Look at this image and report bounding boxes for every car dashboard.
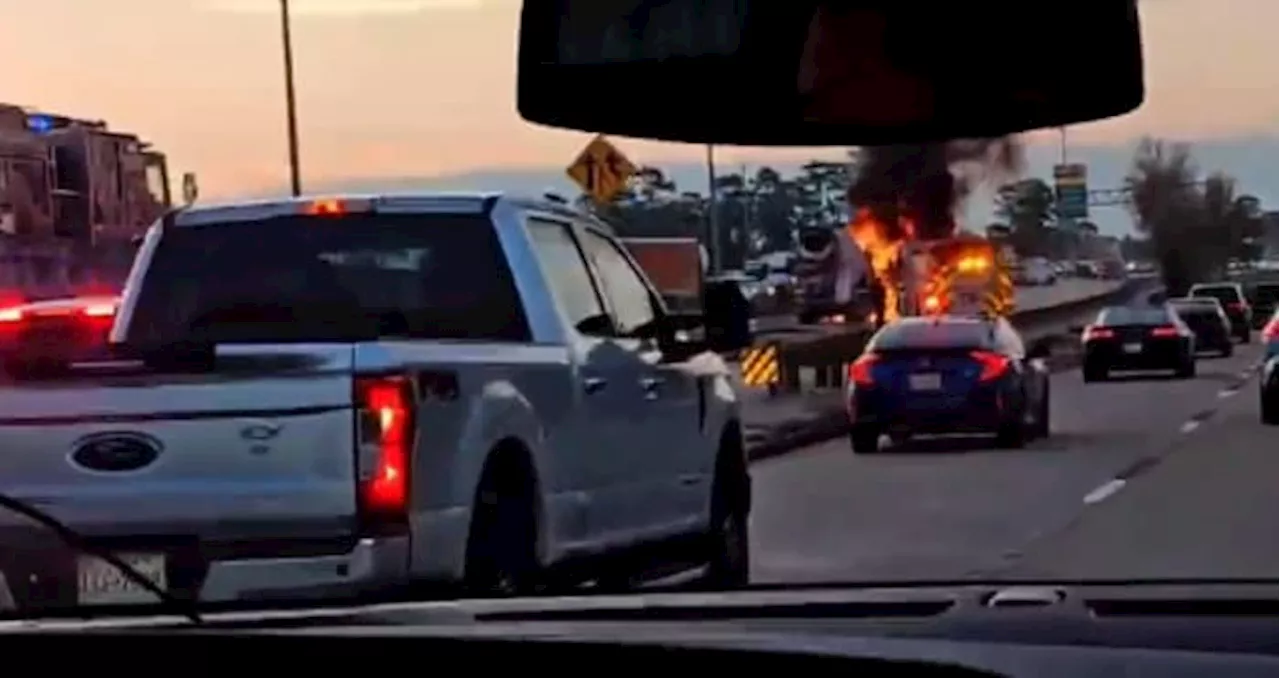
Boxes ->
[3,582,1275,676]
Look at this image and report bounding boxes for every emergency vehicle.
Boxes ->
[898,234,1014,319]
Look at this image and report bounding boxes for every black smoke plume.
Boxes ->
[848,138,1023,241]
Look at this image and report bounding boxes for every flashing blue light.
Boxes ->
[26,115,55,134]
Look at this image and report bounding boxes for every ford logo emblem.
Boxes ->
[69,432,162,473]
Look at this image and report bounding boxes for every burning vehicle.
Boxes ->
[844,141,1021,323]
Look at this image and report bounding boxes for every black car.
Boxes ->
[1080,305,1195,381]
[1188,282,1252,342]
[1168,297,1234,357]
[846,315,1051,452]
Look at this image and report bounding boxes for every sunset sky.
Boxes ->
[1,0,1275,200]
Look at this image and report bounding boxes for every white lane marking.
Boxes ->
[1217,388,1239,399]
[1179,419,1201,434]
[1083,478,1127,505]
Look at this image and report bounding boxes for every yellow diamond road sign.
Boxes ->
[566,135,637,205]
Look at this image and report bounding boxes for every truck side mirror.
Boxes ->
[703,279,752,353]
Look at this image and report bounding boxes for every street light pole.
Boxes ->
[280,0,302,197]
[705,143,719,275]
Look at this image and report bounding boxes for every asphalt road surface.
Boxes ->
[748,339,1274,584]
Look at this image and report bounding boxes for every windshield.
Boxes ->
[0,0,1275,623]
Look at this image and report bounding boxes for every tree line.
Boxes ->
[581,138,1269,292]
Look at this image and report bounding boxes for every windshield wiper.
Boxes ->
[0,493,202,624]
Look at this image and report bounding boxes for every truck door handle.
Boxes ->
[582,377,607,394]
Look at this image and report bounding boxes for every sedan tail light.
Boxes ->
[1149,326,1179,338]
[1084,326,1114,341]
[971,350,1011,382]
[848,353,879,387]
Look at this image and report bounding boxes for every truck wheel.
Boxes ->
[695,442,751,590]
[464,454,540,597]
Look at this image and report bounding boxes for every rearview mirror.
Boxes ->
[517,1,1144,144]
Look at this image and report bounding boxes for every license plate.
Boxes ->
[909,372,942,391]
[77,553,167,605]
[1123,342,1142,354]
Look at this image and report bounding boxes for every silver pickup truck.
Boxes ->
[0,193,753,610]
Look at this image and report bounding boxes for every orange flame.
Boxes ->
[846,207,912,323]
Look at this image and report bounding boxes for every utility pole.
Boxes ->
[1058,126,1068,164]
[280,0,302,197]
[705,143,719,275]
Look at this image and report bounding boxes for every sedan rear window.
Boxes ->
[1169,298,1223,315]
[1190,285,1242,304]
[1097,306,1174,326]
[869,319,995,351]
[122,213,530,348]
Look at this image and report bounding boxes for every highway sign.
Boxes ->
[1053,163,1088,220]
[566,135,637,204]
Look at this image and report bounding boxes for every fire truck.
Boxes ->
[898,233,1014,319]
[0,103,170,301]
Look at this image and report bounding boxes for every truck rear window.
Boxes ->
[123,214,530,347]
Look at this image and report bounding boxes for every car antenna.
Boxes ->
[0,494,202,624]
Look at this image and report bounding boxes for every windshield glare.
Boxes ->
[0,0,1275,623]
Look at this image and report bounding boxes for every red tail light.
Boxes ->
[1264,317,1279,341]
[1084,326,1114,341]
[0,307,21,324]
[355,374,415,533]
[848,353,879,387]
[1149,326,1179,338]
[971,350,1010,381]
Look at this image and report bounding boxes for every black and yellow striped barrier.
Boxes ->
[738,343,780,387]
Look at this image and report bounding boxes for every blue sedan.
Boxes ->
[846,315,1052,452]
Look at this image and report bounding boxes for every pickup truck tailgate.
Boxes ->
[0,344,357,542]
